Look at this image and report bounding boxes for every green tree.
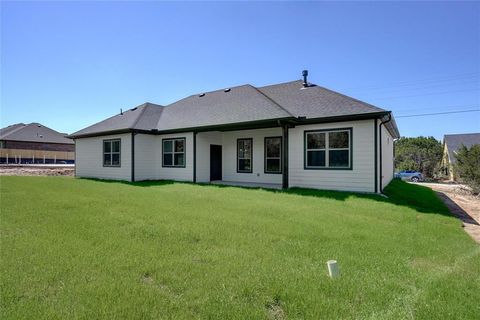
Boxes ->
[454,144,480,193]
[394,136,443,178]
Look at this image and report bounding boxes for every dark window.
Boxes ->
[237,138,252,173]
[265,137,282,173]
[163,138,186,167]
[306,132,326,168]
[305,129,351,169]
[103,139,121,167]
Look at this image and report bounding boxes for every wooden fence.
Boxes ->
[0,148,74,163]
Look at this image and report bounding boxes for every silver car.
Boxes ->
[394,170,424,182]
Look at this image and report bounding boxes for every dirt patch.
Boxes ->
[0,166,74,177]
[266,296,286,320]
[421,182,480,243]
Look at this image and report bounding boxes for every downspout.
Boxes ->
[131,130,137,182]
[74,139,76,177]
[379,112,392,192]
[374,120,378,193]
[278,120,290,189]
[193,132,197,183]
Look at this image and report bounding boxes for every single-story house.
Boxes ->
[441,133,480,181]
[70,73,400,193]
[0,122,74,164]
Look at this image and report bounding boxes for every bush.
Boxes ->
[454,144,480,194]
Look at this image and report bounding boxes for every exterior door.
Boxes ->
[210,145,222,181]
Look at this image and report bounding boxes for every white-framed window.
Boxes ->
[237,138,252,173]
[103,139,121,167]
[305,128,352,169]
[163,138,185,167]
[265,137,282,174]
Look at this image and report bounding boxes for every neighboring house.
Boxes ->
[70,73,400,193]
[441,133,480,181]
[0,123,75,164]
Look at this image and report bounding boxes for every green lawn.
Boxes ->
[1,176,479,319]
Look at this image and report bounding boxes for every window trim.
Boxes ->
[103,138,121,167]
[237,138,253,173]
[264,136,282,174]
[304,128,353,170]
[162,137,186,168]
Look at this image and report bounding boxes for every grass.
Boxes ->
[1,176,479,319]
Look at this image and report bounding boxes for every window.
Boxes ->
[103,139,121,167]
[237,138,252,173]
[265,137,282,174]
[305,129,352,169]
[0,141,5,149]
[163,138,185,167]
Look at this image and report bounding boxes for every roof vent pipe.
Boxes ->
[302,70,309,87]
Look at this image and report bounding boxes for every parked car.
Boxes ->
[394,170,424,182]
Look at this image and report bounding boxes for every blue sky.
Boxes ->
[1,1,479,140]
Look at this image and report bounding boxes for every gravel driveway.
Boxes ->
[420,182,480,243]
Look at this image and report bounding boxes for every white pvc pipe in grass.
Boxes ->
[327,260,340,278]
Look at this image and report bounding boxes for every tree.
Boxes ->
[454,144,480,194]
[394,136,443,178]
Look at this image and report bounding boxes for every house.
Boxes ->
[70,72,400,193]
[441,133,480,181]
[0,123,74,164]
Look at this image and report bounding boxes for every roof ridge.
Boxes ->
[251,84,295,118]
[130,103,151,129]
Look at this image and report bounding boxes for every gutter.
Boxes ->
[69,112,391,139]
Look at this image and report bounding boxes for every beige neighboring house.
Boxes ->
[441,133,480,181]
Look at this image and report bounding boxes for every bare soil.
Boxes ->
[0,166,74,177]
[420,182,480,243]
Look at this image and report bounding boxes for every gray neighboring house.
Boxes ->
[70,74,400,193]
[0,122,74,164]
[441,133,480,181]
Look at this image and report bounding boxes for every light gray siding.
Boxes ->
[381,124,394,190]
[222,128,283,184]
[289,120,376,193]
[134,134,157,181]
[75,133,132,181]
[133,133,194,181]
[75,120,392,193]
[196,132,222,183]
[155,133,194,182]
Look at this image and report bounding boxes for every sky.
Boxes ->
[1,1,479,140]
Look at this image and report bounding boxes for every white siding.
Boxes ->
[289,120,376,193]
[222,128,283,184]
[75,133,132,181]
[134,134,157,181]
[155,133,194,182]
[196,131,222,183]
[381,124,394,190]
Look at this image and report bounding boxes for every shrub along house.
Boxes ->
[70,72,400,193]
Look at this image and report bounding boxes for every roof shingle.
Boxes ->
[70,80,399,138]
[0,123,73,144]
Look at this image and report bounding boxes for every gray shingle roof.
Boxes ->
[0,123,73,144]
[444,133,480,163]
[258,80,385,118]
[157,84,292,131]
[70,102,163,137]
[70,80,399,138]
